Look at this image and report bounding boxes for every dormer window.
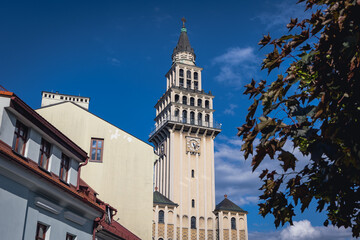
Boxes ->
[39,139,51,170]
[13,121,28,156]
[60,154,70,182]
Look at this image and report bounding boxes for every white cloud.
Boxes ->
[280,220,320,239]
[108,57,121,66]
[223,103,238,115]
[214,135,311,206]
[253,0,309,31]
[250,220,355,240]
[212,47,258,88]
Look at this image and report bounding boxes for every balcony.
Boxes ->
[149,115,222,137]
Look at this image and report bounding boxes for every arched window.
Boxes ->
[175,109,179,121]
[205,114,210,127]
[194,72,198,80]
[175,94,179,103]
[182,110,187,123]
[179,69,184,77]
[190,97,195,106]
[192,199,195,208]
[198,113,202,125]
[190,112,195,124]
[191,170,195,178]
[191,216,196,229]
[197,99,202,107]
[187,70,191,79]
[159,238,164,240]
[231,217,236,230]
[158,210,164,223]
[183,96,187,105]
[205,100,209,109]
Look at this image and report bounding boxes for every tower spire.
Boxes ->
[172,18,196,63]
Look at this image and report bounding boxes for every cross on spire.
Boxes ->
[181,17,186,28]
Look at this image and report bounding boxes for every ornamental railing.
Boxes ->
[149,115,222,137]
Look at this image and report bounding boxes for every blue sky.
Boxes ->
[0,0,355,239]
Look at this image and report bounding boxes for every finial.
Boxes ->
[224,194,228,198]
[155,187,158,191]
[181,17,186,28]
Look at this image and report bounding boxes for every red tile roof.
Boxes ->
[99,219,141,240]
[0,139,104,212]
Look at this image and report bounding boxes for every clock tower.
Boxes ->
[150,19,222,239]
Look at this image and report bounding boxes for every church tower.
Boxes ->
[150,19,248,240]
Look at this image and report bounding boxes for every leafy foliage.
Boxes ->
[237,0,360,236]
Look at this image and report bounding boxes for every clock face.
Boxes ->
[186,137,200,154]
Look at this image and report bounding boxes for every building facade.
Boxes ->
[149,21,248,240]
[0,89,139,240]
[36,96,155,240]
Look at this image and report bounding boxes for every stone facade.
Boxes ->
[151,21,248,240]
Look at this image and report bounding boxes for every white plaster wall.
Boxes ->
[37,102,155,240]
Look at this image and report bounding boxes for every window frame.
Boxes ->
[191,216,196,229]
[90,138,104,162]
[36,222,48,240]
[60,153,70,183]
[158,210,164,224]
[231,217,236,230]
[39,138,51,170]
[66,233,76,240]
[13,121,28,156]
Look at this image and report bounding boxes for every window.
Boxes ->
[197,99,202,107]
[182,110,187,123]
[205,100,209,109]
[39,139,51,170]
[44,94,47,97]
[194,81,198,90]
[192,199,195,208]
[187,70,191,79]
[60,154,70,182]
[179,78,184,87]
[182,96,187,105]
[12,121,28,156]
[90,138,104,162]
[175,109,179,121]
[175,94,179,103]
[179,69,184,77]
[66,233,76,240]
[60,96,64,100]
[194,72,198,80]
[231,217,236,230]
[187,80,191,89]
[190,112,195,125]
[198,113,202,125]
[158,210,164,223]
[191,170,194,178]
[36,222,48,240]
[190,97,194,106]
[191,217,196,229]
[205,115,210,127]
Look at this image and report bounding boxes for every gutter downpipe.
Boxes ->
[77,156,89,191]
